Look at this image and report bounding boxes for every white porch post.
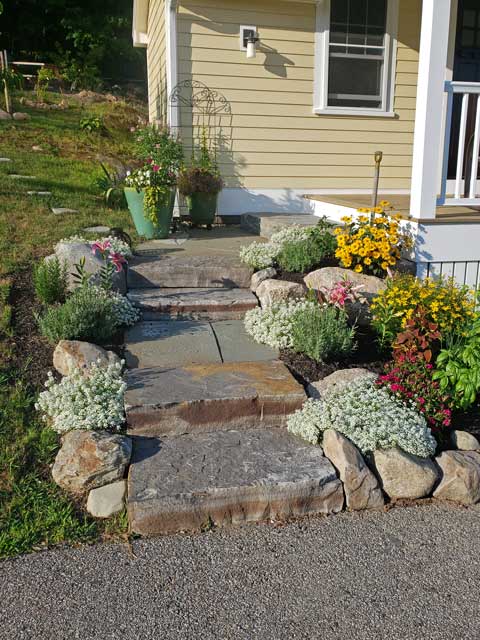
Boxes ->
[410,0,452,219]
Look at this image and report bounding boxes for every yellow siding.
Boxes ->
[155,0,421,190]
[147,0,168,123]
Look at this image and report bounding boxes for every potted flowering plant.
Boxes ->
[124,126,183,239]
[178,128,223,228]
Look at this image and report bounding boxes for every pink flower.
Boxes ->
[426,363,433,370]
[110,252,127,272]
[417,397,425,404]
[91,240,112,257]
[152,164,160,172]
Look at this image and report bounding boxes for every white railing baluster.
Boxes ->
[470,97,480,199]
[455,93,469,199]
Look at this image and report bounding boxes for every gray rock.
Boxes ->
[128,255,252,289]
[450,430,480,451]
[12,112,30,120]
[27,191,52,196]
[434,451,480,505]
[51,207,79,215]
[374,447,439,499]
[0,157,11,161]
[32,145,43,152]
[52,431,132,493]
[250,267,277,292]
[304,267,386,300]
[127,287,258,321]
[323,430,384,511]
[54,241,126,293]
[87,480,126,518]
[0,109,11,120]
[256,279,306,308]
[125,360,306,436]
[308,368,376,400]
[53,340,121,376]
[128,428,344,535]
[83,225,110,234]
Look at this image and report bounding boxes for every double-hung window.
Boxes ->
[315,0,398,117]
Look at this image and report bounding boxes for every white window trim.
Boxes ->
[313,0,399,118]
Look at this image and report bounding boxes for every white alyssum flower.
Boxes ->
[90,286,141,327]
[35,360,127,434]
[56,235,132,259]
[239,225,313,270]
[287,378,437,458]
[244,299,317,349]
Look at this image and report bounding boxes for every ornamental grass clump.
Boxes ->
[287,378,437,458]
[34,257,68,305]
[36,361,127,434]
[334,203,407,276]
[244,299,317,349]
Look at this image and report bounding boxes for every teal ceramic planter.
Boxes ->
[188,192,218,226]
[124,187,175,239]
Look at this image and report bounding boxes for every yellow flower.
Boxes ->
[354,264,363,273]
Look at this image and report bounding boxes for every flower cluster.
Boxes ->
[36,360,127,434]
[244,299,317,349]
[91,286,141,327]
[287,378,437,458]
[317,278,367,310]
[57,235,132,259]
[371,274,476,345]
[125,164,175,190]
[334,203,404,276]
[239,225,315,270]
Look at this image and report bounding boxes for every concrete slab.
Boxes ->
[124,320,221,369]
[211,320,278,362]
[241,212,319,239]
[127,288,258,321]
[125,360,306,436]
[127,255,253,289]
[128,428,344,535]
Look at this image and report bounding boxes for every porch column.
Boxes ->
[410,0,452,219]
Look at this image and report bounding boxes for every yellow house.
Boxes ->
[133,0,480,282]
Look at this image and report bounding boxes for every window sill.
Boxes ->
[314,108,397,118]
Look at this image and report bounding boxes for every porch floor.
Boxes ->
[305,194,480,224]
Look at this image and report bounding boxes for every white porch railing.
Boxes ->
[439,81,480,207]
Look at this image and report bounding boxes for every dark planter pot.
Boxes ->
[124,187,175,239]
[188,192,218,226]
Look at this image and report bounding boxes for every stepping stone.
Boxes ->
[83,225,110,234]
[125,360,306,436]
[0,158,11,162]
[27,190,52,196]
[127,428,344,535]
[9,174,36,179]
[241,212,319,239]
[211,320,278,362]
[127,255,253,289]
[127,287,258,321]
[124,320,221,369]
[51,207,78,215]
[135,234,190,254]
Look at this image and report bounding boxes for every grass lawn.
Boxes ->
[0,91,146,558]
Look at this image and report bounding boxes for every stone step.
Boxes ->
[128,287,258,321]
[124,320,277,369]
[127,255,253,289]
[241,212,319,239]
[125,360,306,436]
[127,428,344,535]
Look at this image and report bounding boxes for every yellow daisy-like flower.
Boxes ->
[354,264,363,273]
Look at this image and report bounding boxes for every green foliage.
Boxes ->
[80,115,105,134]
[178,167,223,196]
[290,304,356,363]
[134,125,184,168]
[94,162,127,208]
[275,219,337,273]
[38,285,118,345]
[35,67,56,102]
[33,257,68,305]
[433,316,480,410]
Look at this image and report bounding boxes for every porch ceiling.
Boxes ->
[305,194,480,225]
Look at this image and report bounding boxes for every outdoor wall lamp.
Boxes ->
[240,26,259,59]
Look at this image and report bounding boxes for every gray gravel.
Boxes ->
[1,503,480,640]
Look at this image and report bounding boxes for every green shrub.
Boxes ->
[79,115,105,134]
[38,285,118,345]
[34,257,68,305]
[290,304,356,362]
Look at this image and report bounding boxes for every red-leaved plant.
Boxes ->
[377,307,453,431]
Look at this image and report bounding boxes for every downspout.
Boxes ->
[165,0,179,131]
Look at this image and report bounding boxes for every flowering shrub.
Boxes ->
[36,361,127,434]
[371,274,476,346]
[378,309,453,431]
[244,299,316,349]
[287,378,437,458]
[334,203,405,276]
[57,235,132,259]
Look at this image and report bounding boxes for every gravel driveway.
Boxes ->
[1,503,480,640]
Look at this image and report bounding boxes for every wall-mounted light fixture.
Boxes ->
[240,26,259,59]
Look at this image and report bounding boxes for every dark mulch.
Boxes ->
[10,268,54,390]
[280,328,387,385]
[451,406,480,437]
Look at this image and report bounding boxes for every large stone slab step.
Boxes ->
[127,255,253,289]
[241,212,319,239]
[128,287,258,321]
[127,428,344,535]
[125,360,306,436]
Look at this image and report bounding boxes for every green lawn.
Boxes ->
[0,92,145,558]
